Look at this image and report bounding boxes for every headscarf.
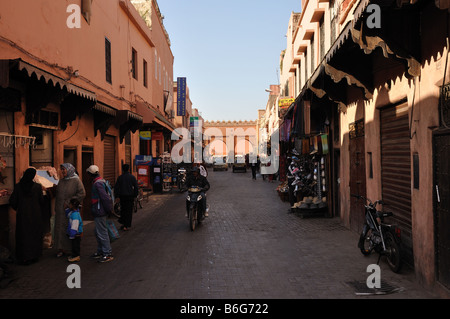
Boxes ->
[19,167,37,194]
[61,163,77,179]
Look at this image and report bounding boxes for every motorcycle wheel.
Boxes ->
[358,229,373,256]
[111,202,121,219]
[384,232,402,273]
[189,206,197,231]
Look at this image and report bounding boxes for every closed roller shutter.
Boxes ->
[380,102,413,265]
[104,135,116,185]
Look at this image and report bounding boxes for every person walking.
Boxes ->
[86,165,114,263]
[54,163,85,258]
[9,168,45,265]
[250,158,257,180]
[65,198,83,262]
[114,164,138,231]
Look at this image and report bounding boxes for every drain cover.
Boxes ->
[346,280,404,296]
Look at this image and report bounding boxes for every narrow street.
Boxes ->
[0,169,439,300]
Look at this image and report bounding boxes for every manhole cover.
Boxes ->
[346,280,404,296]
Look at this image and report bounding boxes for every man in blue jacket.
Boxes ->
[86,165,114,263]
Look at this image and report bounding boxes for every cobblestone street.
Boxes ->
[0,169,440,301]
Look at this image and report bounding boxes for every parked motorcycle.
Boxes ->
[352,194,402,273]
[186,186,205,231]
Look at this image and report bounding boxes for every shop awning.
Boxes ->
[136,100,176,132]
[15,59,96,101]
[305,0,424,106]
[93,102,117,139]
[116,109,143,143]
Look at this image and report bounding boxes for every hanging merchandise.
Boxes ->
[285,134,330,218]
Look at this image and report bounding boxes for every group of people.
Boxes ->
[9,163,138,265]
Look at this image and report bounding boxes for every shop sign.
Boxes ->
[139,131,151,140]
[190,117,199,127]
[177,77,186,116]
[152,131,163,141]
[279,98,295,108]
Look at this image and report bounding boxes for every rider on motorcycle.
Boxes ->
[186,166,210,217]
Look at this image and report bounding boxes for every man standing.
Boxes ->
[114,164,138,231]
[86,165,114,263]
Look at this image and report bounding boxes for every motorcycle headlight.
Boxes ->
[198,195,202,200]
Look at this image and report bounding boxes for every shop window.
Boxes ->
[26,109,59,128]
[29,127,53,168]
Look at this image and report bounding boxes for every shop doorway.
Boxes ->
[81,146,94,220]
[380,102,412,265]
[349,119,366,233]
[63,147,77,170]
[434,132,450,290]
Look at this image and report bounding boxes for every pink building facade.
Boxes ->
[0,0,176,248]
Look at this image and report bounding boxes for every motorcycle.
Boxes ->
[186,186,205,231]
[352,194,402,273]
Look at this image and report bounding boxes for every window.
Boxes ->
[155,49,158,79]
[143,59,148,88]
[330,0,337,45]
[131,48,138,80]
[105,38,112,84]
[319,17,325,63]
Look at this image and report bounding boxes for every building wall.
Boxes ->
[0,0,173,181]
[335,1,448,290]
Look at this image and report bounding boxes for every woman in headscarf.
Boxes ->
[9,167,45,264]
[53,163,86,257]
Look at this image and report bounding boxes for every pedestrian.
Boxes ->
[65,198,83,262]
[86,165,114,263]
[9,168,45,265]
[114,164,138,231]
[54,163,86,258]
[250,158,257,180]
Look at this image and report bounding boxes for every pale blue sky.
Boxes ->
[157,0,302,122]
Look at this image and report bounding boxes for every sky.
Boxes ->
[157,0,302,122]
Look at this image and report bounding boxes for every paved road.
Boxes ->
[0,168,441,302]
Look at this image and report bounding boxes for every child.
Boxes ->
[65,198,83,262]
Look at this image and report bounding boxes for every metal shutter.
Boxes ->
[103,135,116,185]
[380,102,413,264]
